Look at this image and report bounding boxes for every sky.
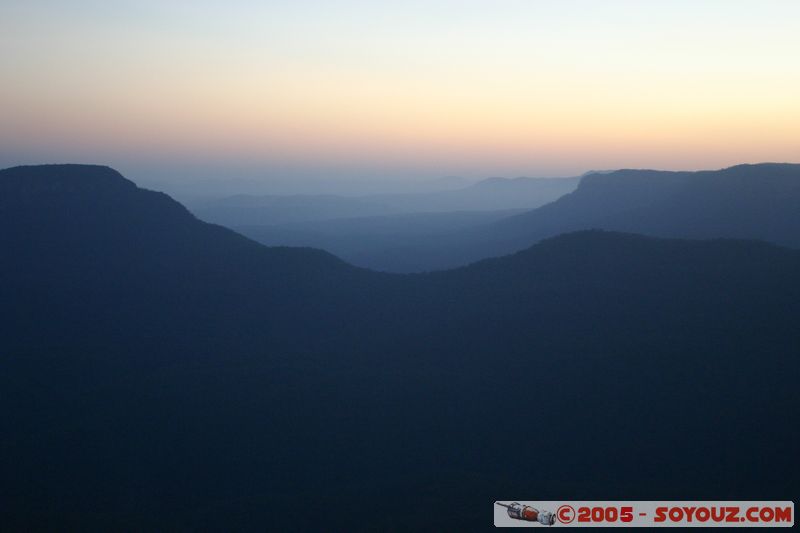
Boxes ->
[2,0,799,192]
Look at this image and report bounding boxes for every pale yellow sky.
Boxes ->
[2,1,799,182]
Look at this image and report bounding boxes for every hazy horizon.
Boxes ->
[3,3,800,527]
[1,158,796,199]
[3,1,799,194]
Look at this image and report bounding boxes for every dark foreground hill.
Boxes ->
[240,163,800,272]
[1,165,799,531]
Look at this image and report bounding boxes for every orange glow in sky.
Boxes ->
[2,1,799,181]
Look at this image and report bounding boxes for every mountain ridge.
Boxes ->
[2,163,799,530]
[233,162,800,272]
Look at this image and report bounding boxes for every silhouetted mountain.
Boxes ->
[192,176,579,226]
[495,163,800,246]
[2,165,798,531]
[1,163,367,368]
[264,163,799,272]
[1,164,352,274]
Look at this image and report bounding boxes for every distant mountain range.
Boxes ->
[238,163,800,272]
[495,162,800,244]
[191,175,580,226]
[2,164,798,529]
[236,209,526,273]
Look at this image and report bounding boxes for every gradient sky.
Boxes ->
[2,0,799,189]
